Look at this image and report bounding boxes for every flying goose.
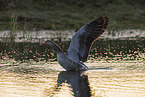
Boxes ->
[41,16,109,71]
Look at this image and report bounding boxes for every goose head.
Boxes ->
[40,40,54,46]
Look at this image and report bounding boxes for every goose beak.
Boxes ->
[40,42,45,45]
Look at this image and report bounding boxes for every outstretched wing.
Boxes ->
[67,16,109,62]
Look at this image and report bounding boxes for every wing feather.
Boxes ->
[67,16,109,62]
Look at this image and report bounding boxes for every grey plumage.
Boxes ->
[67,16,109,62]
[41,16,109,71]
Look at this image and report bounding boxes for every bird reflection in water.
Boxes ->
[53,71,91,97]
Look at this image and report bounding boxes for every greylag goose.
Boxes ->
[41,16,109,71]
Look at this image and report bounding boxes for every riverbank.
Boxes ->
[0,29,145,42]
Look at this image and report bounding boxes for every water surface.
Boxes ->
[0,64,145,97]
[0,39,145,97]
[0,39,144,62]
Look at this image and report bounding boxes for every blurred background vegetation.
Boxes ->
[0,0,145,31]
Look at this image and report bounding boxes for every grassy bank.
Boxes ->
[0,0,145,31]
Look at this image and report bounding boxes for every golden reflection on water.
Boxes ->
[0,62,145,97]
